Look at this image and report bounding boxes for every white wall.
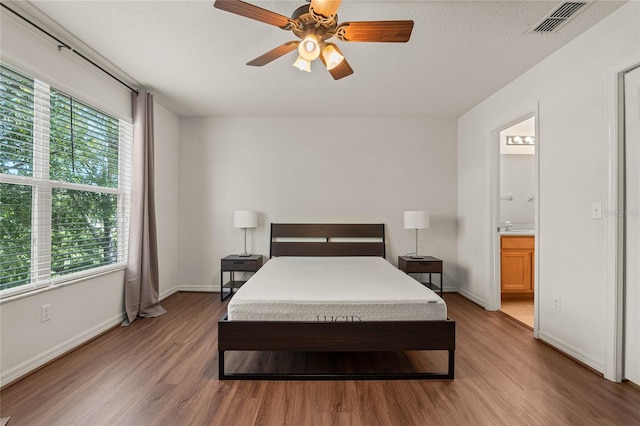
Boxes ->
[154,102,181,299]
[457,1,640,373]
[0,11,130,121]
[178,117,458,292]
[0,10,180,385]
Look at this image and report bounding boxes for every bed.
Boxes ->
[217,223,455,380]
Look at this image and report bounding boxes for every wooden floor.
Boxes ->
[1,292,639,425]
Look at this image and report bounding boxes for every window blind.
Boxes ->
[0,64,34,177]
[0,63,133,297]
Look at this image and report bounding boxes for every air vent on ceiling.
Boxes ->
[529,1,592,33]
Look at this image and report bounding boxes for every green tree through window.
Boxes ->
[0,183,32,290]
[50,90,119,187]
[0,65,34,176]
[49,91,120,277]
[0,65,34,291]
[0,63,132,295]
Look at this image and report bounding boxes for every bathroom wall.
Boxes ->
[500,155,535,228]
[500,118,535,229]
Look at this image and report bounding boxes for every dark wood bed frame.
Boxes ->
[218,223,456,380]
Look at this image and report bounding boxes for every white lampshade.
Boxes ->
[298,34,320,61]
[404,211,429,229]
[233,210,257,229]
[321,44,344,70]
[293,55,311,72]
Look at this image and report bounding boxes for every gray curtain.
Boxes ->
[122,90,166,326]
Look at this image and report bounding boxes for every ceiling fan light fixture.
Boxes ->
[298,34,320,61]
[293,55,311,72]
[213,0,415,80]
[309,0,342,22]
[322,44,344,70]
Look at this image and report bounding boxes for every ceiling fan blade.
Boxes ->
[247,41,299,66]
[327,58,353,80]
[319,50,353,80]
[214,0,291,28]
[336,21,414,42]
[309,0,342,21]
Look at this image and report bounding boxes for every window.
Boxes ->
[0,64,132,297]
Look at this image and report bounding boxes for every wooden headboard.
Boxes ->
[270,223,385,258]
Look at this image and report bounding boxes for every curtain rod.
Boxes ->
[1,3,139,94]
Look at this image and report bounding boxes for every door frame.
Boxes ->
[487,107,540,337]
[605,57,640,382]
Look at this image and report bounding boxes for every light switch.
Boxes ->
[592,202,602,219]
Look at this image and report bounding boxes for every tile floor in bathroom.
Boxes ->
[500,299,534,328]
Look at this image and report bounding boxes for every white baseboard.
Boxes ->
[538,331,604,373]
[159,287,179,301]
[159,286,215,299]
[0,312,124,387]
[177,285,216,293]
[457,288,486,308]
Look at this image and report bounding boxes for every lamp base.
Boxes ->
[238,253,252,257]
[409,255,427,260]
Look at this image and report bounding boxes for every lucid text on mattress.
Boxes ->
[316,315,362,322]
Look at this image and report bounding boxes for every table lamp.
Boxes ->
[233,210,257,256]
[404,210,429,259]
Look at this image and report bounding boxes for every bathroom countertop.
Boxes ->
[500,230,535,236]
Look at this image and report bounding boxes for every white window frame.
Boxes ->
[0,67,132,299]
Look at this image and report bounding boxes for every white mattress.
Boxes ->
[227,256,447,321]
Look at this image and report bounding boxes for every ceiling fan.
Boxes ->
[213,0,414,80]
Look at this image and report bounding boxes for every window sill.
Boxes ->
[0,263,127,305]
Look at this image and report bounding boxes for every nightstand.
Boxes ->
[220,255,263,301]
[398,256,443,297]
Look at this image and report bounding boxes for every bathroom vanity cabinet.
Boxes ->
[501,235,534,299]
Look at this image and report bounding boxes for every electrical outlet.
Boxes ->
[41,304,51,322]
[592,202,602,219]
[553,298,561,312]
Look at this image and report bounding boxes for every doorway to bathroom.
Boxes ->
[497,116,536,329]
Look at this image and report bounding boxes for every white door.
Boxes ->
[624,65,640,386]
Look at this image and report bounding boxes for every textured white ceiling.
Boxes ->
[24,0,626,117]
